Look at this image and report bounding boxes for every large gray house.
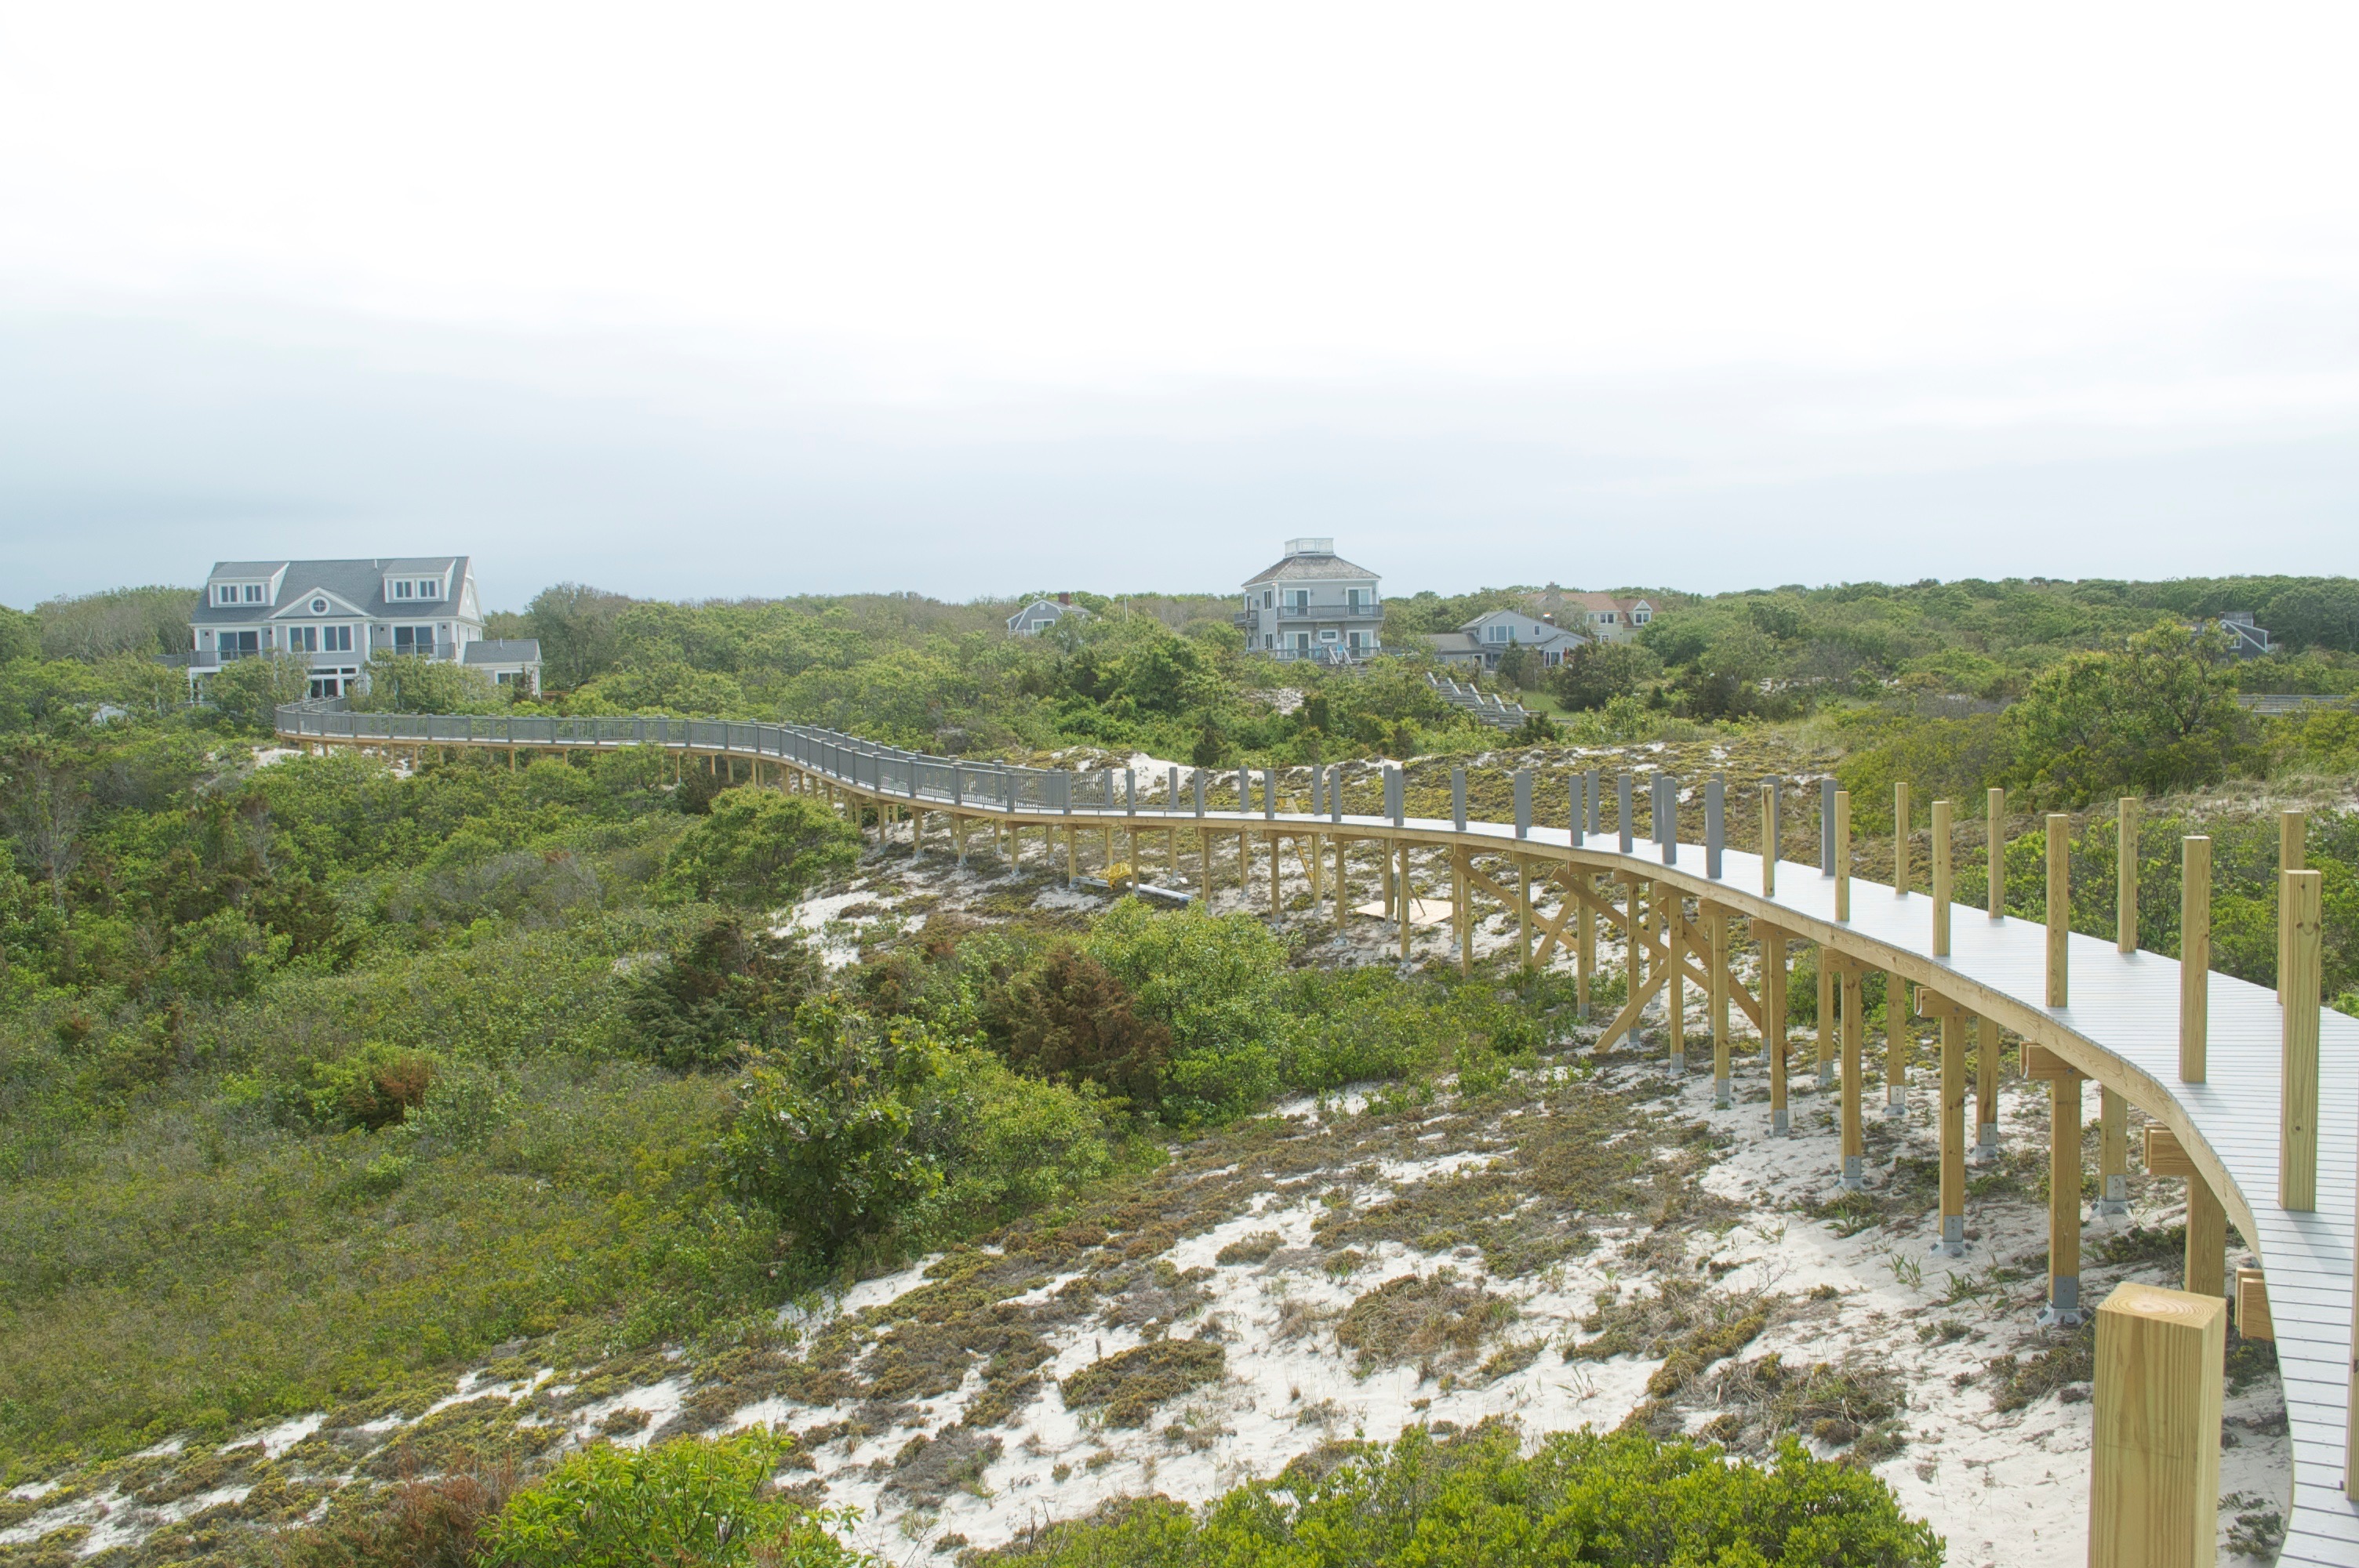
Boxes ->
[1238,539,1383,662]
[187,557,540,699]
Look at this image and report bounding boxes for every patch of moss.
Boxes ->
[1335,1272,1516,1374]
[1214,1232,1281,1265]
[1060,1341,1225,1428]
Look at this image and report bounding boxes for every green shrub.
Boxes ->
[984,1421,1942,1568]
[656,789,859,908]
[482,1428,865,1568]
[723,1003,1118,1258]
[1001,944,1169,1112]
[621,916,823,1071]
[1084,898,1285,1122]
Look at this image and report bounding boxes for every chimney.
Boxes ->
[1058,592,1071,605]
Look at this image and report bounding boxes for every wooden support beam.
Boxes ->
[2045,1066,2085,1326]
[1884,969,1908,1120]
[2236,1267,2271,1341]
[2099,1085,2128,1216]
[1710,905,1730,1107]
[1839,968,1865,1188]
[1816,953,1835,1087]
[1762,926,1790,1134]
[1974,1015,2001,1166]
[1667,885,1686,1069]
[1936,1007,1966,1254]
[2143,1127,2226,1300]
[2088,1283,2225,1568]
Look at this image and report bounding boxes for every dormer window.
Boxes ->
[416,579,441,601]
[393,580,413,600]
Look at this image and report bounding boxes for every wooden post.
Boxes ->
[1200,828,1211,902]
[1935,1000,1966,1255]
[1892,780,1910,896]
[1840,966,1865,1189]
[2279,808,2306,1002]
[1667,887,1685,1070]
[2180,836,2209,1083]
[1398,840,1411,960]
[2088,1283,2225,1568]
[1764,926,1790,1135]
[1761,782,1778,896]
[1576,884,1594,1021]
[1834,790,1851,920]
[2038,1052,2085,1326]
[1269,831,1281,919]
[1930,799,1952,956]
[1973,1016,2001,1166]
[1454,848,1470,974]
[1816,950,1836,1088]
[2145,1127,2224,1299]
[1884,970,1907,1120]
[2117,797,2139,953]
[2281,868,2322,1212]
[1067,823,1078,885]
[1987,785,2005,918]
[2099,1085,2128,1217]
[1518,858,1533,970]
[2046,813,2070,1009]
[1710,906,1730,1107]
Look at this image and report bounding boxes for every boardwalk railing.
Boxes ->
[278,699,2359,1563]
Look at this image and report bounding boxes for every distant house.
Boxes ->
[186,557,539,699]
[1238,539,1383,663]
[1008,595,1092,636]
[1424,608,1589,673]
[2217,612,2273,660]
[1525,583,1654,645]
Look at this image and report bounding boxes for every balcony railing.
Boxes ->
[1276,603,1379,620]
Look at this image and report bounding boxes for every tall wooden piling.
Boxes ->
[2046,814,2070,1009]
[2181,836,2209,1083]
[2281,868,2322,1212]
[2088,1283,2225,1568]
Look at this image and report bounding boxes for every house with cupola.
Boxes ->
[186,557,540,699]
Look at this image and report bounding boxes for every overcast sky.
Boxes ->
[3,2,2356,610]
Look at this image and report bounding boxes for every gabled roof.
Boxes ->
[1243,550,1379,587]
[1457,608,1583,643]
[191,557,474,626]
[269,585,373,619]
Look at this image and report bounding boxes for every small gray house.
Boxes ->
[1008,595,1092,636]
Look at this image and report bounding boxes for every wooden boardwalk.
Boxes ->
[278,706,2359,1562]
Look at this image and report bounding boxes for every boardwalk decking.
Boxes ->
[279,706,2359,1562]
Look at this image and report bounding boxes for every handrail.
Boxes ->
[277,698,2359,1562]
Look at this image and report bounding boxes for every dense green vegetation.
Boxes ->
[986,1421,1943,1568]
[9,569,2359,1563]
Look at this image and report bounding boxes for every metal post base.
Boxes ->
[1714,1077,1731,1109]
[2035,1276,2084,1328]
[2096,1174,2128,1218]
[1772,1108,1790,1137]
[1840,1156,1866,1191]
[1884,1086,1906,1120]
[1669,1053,1685,1075]
[1817,1065,1835,1091]
[1928,1216,1968,1258]
[1968,1127,1999,1167]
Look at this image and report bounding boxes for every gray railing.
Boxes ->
[277,700,1252,817]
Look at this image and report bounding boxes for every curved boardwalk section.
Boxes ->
[278,704,2359,1563]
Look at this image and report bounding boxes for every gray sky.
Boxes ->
[3,2,2357,609]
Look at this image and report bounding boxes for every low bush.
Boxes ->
[482,1428,867,1568]
[656,789,860,908]
[983,1420,1943,1568]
